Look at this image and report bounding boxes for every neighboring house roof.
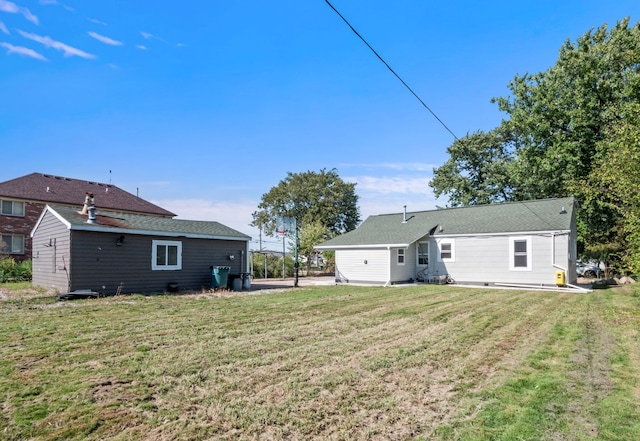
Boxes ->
[0,173,176,217]
[317,197,575,249]
[34,204,251,241]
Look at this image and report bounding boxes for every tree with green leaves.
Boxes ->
[429,128,517,206]
[431,18,640,271]
[253,168,360,272]
[298,220,331,274]
[586,102,640,274]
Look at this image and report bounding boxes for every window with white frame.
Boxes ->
[1,234,24,254]
[437,240,455,262]
[397,248,405,265]
[417,242,429,265]
[1,200,25,217]
[152,240,182,270]
[509,236,532,271]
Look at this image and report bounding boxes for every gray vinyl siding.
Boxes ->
[335,248,389,284]
[431,232,572,285]
[31,211,71,291]
[68,230,247,294]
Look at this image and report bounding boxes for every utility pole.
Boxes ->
[259,224,267,279]
[294,218,299,288]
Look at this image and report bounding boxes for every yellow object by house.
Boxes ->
[555,271,566,286]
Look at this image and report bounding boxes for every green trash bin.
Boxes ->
[213,266,231,289]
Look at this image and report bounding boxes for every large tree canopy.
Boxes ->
[430,18,640,272]
[587,101,640,272]
[253,168,360,239]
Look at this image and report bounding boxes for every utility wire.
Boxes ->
[325,0,460,141]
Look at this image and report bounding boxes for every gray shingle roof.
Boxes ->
[42,204,251,241]
[317,197,575,248]
[0,173,176,217]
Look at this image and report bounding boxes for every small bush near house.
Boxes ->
[252,253,294,278]
[0,257,32,282]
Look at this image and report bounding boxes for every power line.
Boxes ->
[324,0,460,141]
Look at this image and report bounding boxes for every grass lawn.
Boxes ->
[1,282,639,440]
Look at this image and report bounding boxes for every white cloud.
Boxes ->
[139,30,179,47]
[39,0,73,12]
[340,162,437,172]
[18,30,95,58]
[347,175,432,195]
[0,0,38,24]
[0,20,8,34]
[150,192,441,249]
[21,8,36,24]
[357,193,439,220]
[88,18,107,26]
[339,172,440,220]
[1,41,47,60]
[153,198,258,239]
[140,31,171,44]
[136,44,147,50]
[88,31,123,46]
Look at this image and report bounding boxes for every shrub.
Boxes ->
[0,257,32,282]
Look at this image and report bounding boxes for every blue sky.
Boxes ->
[2,1,639,250]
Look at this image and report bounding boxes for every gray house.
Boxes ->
[31,204,251,295]
[316,197,577,287]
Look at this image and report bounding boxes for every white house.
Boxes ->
[316,197,577,287]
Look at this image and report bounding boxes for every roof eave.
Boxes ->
[68,224,250,241]
[316,243,411,250]
[31,205,72,237]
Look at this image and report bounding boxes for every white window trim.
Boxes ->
[152,240,182,271]
[437,239,455,262]
[397,248,406,265]
[509,236,532,271]
[416,241,429,266]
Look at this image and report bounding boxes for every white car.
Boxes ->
[576,261,601,278]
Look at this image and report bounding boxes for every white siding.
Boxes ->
[335,248,389,283]
[432,232,571,285]
[332,230,574,287]
[553,232,577,283]
[31,211,71,292]
[389,244,417,283]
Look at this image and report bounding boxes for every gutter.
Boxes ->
[494,282,590,293]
